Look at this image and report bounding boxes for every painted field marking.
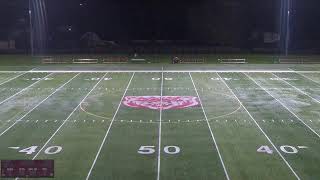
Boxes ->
[296,73,320,86]
[2,70,320,73]
[189,72,230,180]
[30,73,108,162]
[288,68,320,86]
[216,72,300,180]
[0,73,80,137]
[86,73,135,180]
[157,70,164,180]
[271,73,320,104]
[0,73,53,106]
[0,71,29,86]
[245,73,320,139]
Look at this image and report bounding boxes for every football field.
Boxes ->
[0,66,319,180]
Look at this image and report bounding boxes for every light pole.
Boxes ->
[29,0,34,56]
[280,0,291,56]
[285,0,291,56]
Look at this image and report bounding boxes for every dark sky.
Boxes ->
[1,0,320,45]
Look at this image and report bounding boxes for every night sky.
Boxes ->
[0,0,320,48]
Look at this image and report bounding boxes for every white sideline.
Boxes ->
[216,72,300,180]
[0,70,320,73]
[189,72,230,180]
[271,73,320,104]
[157,69,164,180]
[31,73,109,161]
[244,73,320,139]
[0,73,80,137]
[0,71,28,86]
[85,73,135,180]
[0,73,53,106]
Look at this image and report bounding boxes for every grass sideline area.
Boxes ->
[0,65,319,179]
[0,54,319,66]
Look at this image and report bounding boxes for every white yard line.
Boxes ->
[297,73,320,85]
[189,72,230,180]
[271,73,320,104]
[244,73,320,139]
[31,73,108,160]
[1,70,320,73]
[85,73,135,180]
[216,72,300,180]
[157,69,164,180]
[0,73,80,137]
[0,73,53,106]
[287,68,320,86]
[0,71,29,86]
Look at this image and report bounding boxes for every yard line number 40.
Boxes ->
[9,146,62,155]
[257,145,308,155]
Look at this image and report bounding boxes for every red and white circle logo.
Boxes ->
[123,96,200,110]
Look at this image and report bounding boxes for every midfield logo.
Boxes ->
[123,96,200,110]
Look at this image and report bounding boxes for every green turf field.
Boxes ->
[0,65,319,180]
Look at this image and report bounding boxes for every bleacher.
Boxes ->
[279,58,320,64]
[41,57,69,64]
[72,58,98,64]
[172,56,205,64]
[131,58,147,63]
[102,56,129,64]
[218,58,247,64]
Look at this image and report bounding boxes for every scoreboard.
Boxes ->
[1,160,54,178]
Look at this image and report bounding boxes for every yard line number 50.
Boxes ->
[138,146,180,155]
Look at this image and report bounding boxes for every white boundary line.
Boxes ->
[0,73,53,106]
[86,73,135,180]
[0,70,320,73]
[0,73,80,137]
[271,73,320,104]
[31,73,109,160]
[157,69,164,180]
[0,71,29,86]
[244,73,320,139]
[216,72,300,180]
[189,72,230,180]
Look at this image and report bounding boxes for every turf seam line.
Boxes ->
[157,68,164,180]
[217,72,301,180]
[0,73,53,106]
[189,72,230,180]
[85,72,135,180]
[28,73,108,163]
[271,73,320,104]
[0,73,80,137]
[245,73,320,139]
[0,71,29,86]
